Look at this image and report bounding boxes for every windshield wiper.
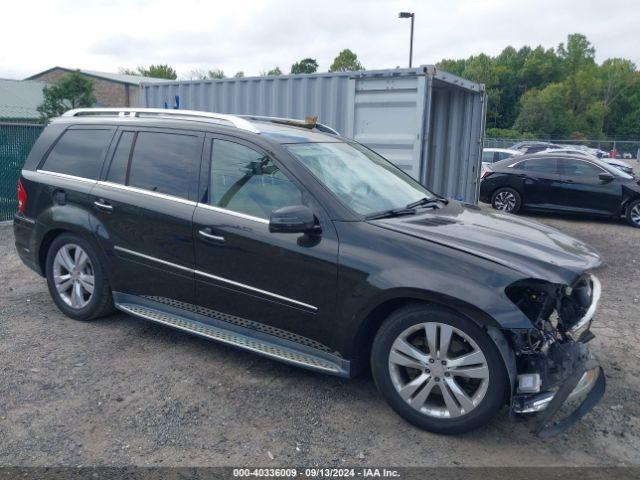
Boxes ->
[405,195,449,209]
[365,207,417,220]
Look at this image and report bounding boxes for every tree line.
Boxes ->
[39,34,640,140]
[119,48,364,81]
[437,33,639,140]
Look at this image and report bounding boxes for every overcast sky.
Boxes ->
[1,0,638,80]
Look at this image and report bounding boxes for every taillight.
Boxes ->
[481,169,493,179]
[17,178,27,214]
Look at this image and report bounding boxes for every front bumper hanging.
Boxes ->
[512,342,606,438]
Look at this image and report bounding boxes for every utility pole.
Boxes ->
[398,12,415,68]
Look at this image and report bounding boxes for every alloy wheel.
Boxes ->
[52,244,95,309]
[494,191,516,212]
[631,204,640,226]
[388,322,490,418]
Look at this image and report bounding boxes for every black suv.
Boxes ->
[14,108,605,436]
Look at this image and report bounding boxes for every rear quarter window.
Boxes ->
[41,128,114,179]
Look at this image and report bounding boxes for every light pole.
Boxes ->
[398,12,415,68]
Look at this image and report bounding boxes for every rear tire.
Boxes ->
[626,199,640,228]
[45,233,114,321]
[491,187,522,214]
[371,304,508,434]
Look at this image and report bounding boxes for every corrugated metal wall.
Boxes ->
[141,66,486,202]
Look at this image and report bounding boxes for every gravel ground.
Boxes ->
[0,210,639,467]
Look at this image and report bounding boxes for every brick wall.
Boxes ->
[29,69,139,107]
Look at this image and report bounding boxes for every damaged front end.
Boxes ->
[505,274,606,437]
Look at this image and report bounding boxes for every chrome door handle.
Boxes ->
[94,199,113,212]
[198,228,225,244]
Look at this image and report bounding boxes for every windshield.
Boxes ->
[285,142,434,216]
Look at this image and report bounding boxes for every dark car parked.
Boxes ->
[480,153,640,228]
[14,109,605,436]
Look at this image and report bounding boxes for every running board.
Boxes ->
[116,302,347,376]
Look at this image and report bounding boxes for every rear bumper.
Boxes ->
[13,213,42,275]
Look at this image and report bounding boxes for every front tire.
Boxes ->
[491,187,522,214]
[371,304,508,434]
[626,199,640,228]
[45,233,114,321]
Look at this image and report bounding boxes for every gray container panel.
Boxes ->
[351,76,421,177]
[423,83,484,201]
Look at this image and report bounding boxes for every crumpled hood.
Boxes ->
[370,201,602,285]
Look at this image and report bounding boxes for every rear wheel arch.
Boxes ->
[38,226,106,277]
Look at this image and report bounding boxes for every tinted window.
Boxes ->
[482,151,495,163]
[128,131,202,198]
[519,158,558,174]
[558,158,605,176]
[42,129,113,179]
[210,139,302,219]
[497,152,513,161]
[106,131,134,184]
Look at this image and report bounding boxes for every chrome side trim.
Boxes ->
[570,274,601,333]
[36,170,97,184]
[97,181,269,222]
[113,245,317,311]
[96,181,198,206]
[196,203,269,224]
[113,246,193,273]
[194,269,317,311]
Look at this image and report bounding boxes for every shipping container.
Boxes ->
[141,66,486,202]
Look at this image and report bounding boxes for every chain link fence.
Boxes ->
[0,123,44,222]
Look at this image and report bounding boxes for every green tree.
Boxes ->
[37,71,96,121]
[262,67,282,76]
[208,69,225,79]
[436,58,466,76]
[290,58,319,74]
[519,46,562,90]
[143,64,177,79]
[120,64,177,79]
[604,70,640,137]
[436,33,640,139]
[558,33,596,76]
[234,71,245,78]
[514,83,571,136]
[329,49,364,72]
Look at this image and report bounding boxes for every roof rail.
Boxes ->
[62,108,261,133]
[239,115,339,135]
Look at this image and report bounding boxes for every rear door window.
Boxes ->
[482,151,495,163]
[41,128,114,179]
[519,158,558,174]
[127,131,203,199]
